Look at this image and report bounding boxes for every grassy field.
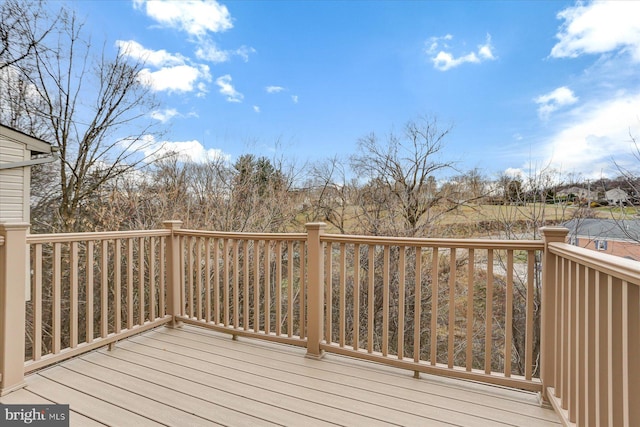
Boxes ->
[302,202,638,236]
[437,203,633,225]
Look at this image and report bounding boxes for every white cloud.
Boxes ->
[195,40,229,63]
[426,34,453,54]
[478,35,495,60]
[216,74,243,102]
[133,0,232,37]
[195,42,256,63]
[138,64,211,94]
[538,92,640,177]
[535,86,578,119]
[291,95,299,104]
[118,40,211,95]
[196,82,208,98]
[266,86,285,94]
[116,40,186,67]
[149,108,198,122]
[253,105,260,113]
[150,108,179,123]
[551,1,640,62]
[428,34,496,71]
[432,51,480,71]
[132,1,254,65]
[235,45,256,62]
[120,134,231,163]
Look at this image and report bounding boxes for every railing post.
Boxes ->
[305,222,326,359]
[540,226,569,403]
[163,220,183,328]
[0,223,29,396]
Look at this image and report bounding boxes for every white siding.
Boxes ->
[0,137,29,222]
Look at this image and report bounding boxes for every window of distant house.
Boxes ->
[569,237,579,246]
[595,240,608,251]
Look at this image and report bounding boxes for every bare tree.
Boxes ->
[614,129,640,211]
[0,0,57,136]
[226,154,298,232]
[17,9,162,231]
[487,164,572,376]
[307,156,355,233]
[350,115,455,236]
[0,0,55,72]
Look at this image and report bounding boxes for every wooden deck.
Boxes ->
[2,325,561,426]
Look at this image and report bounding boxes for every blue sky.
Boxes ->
[76,0,640,180]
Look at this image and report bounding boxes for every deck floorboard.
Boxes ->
[5,325,561,426]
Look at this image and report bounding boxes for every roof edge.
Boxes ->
[0,123,52,154]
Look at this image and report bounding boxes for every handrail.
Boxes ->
[175,228,307,241]
[548,241,640,286]
[322,233,544,250]
[26,229,170,244]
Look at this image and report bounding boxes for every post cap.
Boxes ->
[162,220,183,230]
[305,222,327,231]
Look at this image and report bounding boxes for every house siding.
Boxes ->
[573,237,640,261]
[0,137,30,222]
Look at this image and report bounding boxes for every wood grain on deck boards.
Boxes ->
[123,333,514,426]
[89,342,447,427]
[6,324,560,426]
[140,326,559,426]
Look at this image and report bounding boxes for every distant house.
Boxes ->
[605,188,629,206]
[0,124,55,224]
[563,218,640,260]
[556,186,597,201]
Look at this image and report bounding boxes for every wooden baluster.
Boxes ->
[339,243,346,347]
[287,241,293,337]
[485,249,493,374]
[430,248,439,366]
[397,246,405,360]
[114,240,122,333]
[382,245,390,357]
[448,248,456,369]
[70,241,79,348]
[353,244,360,350]
[466,248,475,372]
[504,250,513,377]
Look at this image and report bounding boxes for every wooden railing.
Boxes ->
[540,227,640,426]
[0,222,175,396]
[0,222,637,426]
[171,227,308,347]
[22,228,173,374]
[319,231,545,391]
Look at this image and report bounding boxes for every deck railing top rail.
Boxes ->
[175,228,307,241]
[548,240,640,285]
[26,229,171,244]
[322,232,544,249]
